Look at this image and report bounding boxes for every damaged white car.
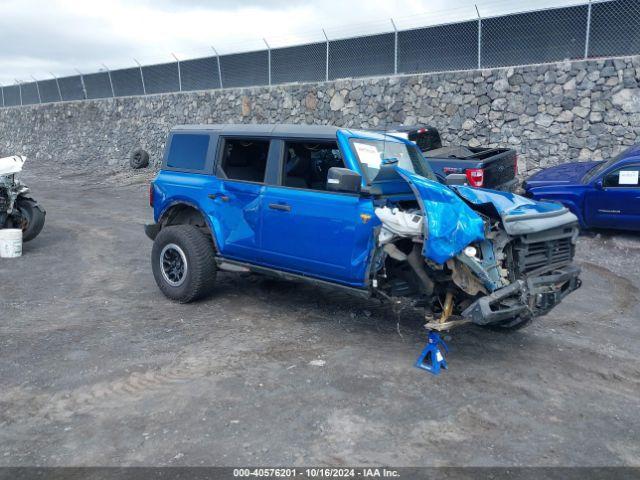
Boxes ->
[0,155,46,242]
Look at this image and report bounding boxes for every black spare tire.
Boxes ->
[130,148,150,169]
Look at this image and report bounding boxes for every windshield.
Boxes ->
[350,138,437,183]
[582,147,632,182]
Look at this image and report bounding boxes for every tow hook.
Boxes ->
[415,331,449,375]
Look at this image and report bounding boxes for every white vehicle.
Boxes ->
[0,156,45,242]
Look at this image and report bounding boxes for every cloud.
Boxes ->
[0,0,579,85]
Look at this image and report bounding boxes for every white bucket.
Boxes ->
[0,229,22,258]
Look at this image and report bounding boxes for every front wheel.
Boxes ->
[15,198,46,242]
[151,225,217,303]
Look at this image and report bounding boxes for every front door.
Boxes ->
[585,165,640,230]
[260,140,375,287]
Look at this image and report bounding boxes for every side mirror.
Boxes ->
[327,167,362,194]
[595,179,604,190]
[445,173,468,186]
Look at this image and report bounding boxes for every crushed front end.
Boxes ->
[370,167,581,331]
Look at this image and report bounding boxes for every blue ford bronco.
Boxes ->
[145,124,581,331]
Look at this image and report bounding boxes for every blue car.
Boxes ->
[145,124,581,331]
[524,145,640,231]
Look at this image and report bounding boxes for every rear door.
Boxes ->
[206,137,272,262]
[585,165,640,230]
[259,138,376,287]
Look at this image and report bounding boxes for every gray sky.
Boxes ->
[0,0,580,85]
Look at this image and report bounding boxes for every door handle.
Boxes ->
[269,203,291,212]
[208,193,229,202]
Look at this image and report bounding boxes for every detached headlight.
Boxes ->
[464,245,478,258]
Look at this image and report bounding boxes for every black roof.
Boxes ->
[171,124,341,140]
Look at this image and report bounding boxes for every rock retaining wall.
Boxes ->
[1,55,639,175]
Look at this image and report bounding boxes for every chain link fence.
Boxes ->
[2,0,639,107]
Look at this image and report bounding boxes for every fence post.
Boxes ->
[50,72,63,101]
[212,46,224,89]
[391,18,398,75]
[264,38,271,86]
[134,58,146,95]
[584,0,592,59]
[101,64,115,97]
[475,5,482,69]
[322,28,329,82]
[0,84,4,108]
[76,69,88,99]
[16,80,23,106]
[172,53,182,92]
[31,76,42,103]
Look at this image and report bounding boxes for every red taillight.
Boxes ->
[149,182,154,207]
[466,168,484,187]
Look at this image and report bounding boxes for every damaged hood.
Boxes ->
[395,168,485,264]
[452,185,579,235]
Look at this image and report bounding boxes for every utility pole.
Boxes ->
[31,75,42,103]
[475,5,482,69]
[134,58,146,94]
[172,53,182,92]
[391,18,398,75]
[101,64,115,97]
[212,46,223,88]
[16,80,23,106]
[264,38,271,86]
[584,0,592,59]
[322,28,330,82]
[50,72,63,101]
[76,69,88,99]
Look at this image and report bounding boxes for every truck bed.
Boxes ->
[425,146,517,191]
[386,126,518,191]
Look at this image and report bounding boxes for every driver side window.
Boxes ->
[603,166,640,188]
[282,141,345,191]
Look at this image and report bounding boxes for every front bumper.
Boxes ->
[462,264,581,326]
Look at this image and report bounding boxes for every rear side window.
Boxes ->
[167,134,210,171]
[219,138,270,183]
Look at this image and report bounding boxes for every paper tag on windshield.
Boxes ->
[619,170,639,185]
[353,142,381,167]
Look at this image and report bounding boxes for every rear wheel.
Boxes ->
[14,198,46,242]
[151,225,217,303]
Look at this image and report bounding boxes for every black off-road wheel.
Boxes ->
[151,225,217,303]
[130,148,150,169]
[15,198,46,242]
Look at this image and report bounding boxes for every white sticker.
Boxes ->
[327,178,339,184]
[353,142,382,167]
[618,170,639,185]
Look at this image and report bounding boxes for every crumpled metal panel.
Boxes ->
[396,167,485,264]
[453,185,566,220]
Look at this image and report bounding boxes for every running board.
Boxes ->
[214,257,372,298]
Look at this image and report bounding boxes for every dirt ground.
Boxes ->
[1,163,639,467]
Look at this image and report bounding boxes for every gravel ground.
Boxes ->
[1,163,639,467]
